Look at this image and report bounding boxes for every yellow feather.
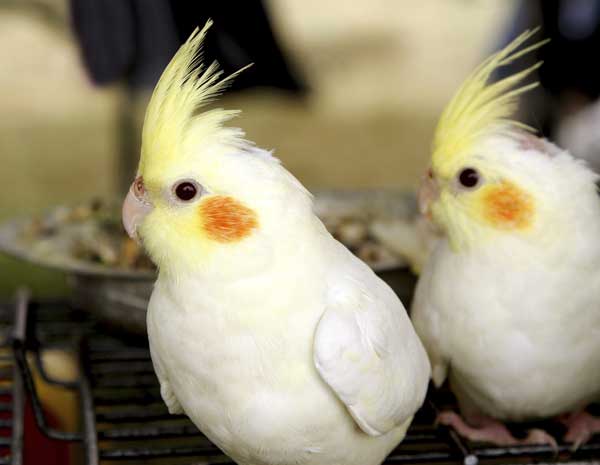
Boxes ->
[139,20,251,181]
[432,29,548,172]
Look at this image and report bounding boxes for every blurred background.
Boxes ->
[3,0,600,298]
[0,0,522,297]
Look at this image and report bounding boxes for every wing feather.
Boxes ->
[314,263,430,436]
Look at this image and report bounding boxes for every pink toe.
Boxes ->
[561,411,600,448]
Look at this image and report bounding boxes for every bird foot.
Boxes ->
[437,411,557,450]
[560,411,600,449]
[436,410,515,445]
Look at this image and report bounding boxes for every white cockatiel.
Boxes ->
[121,21,430,465]
[412,29,600,447]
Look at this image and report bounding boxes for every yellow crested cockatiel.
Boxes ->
[412,29,600,448]
[121,21,430,465]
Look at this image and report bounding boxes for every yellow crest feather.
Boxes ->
[432,29,548,171]
[139,20,250,180]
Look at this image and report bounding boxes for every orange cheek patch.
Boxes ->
[482,182,534,230]
[199,196,258,243]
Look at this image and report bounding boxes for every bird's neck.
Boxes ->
[156,219,332,314]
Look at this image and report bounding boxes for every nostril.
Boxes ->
[427,168,433,179]
[133,176,145,199]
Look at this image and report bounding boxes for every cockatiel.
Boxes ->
[412,29,600,448]
[121,21,430,465]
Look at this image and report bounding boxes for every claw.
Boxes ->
[523,428,558,453]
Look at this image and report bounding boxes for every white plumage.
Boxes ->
[412,133,600,422]
[145,146,430,465]
[125,22,430,465]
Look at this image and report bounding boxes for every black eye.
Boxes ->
[174,181,198,201]
[458,167,480,189]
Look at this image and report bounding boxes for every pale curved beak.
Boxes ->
[122,185,153,241]
[418,172,440,217]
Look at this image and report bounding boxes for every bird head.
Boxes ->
[122,21,312,278]
[418,30,596,252]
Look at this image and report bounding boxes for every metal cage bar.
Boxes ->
[4,295,600,465]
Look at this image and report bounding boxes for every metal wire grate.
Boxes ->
[5,292,600,465]
[0,302,23,465]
